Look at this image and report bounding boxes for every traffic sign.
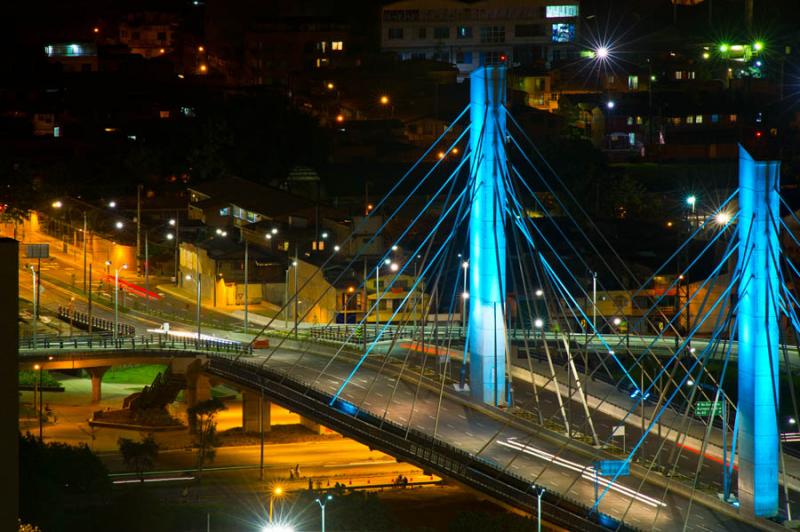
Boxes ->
[595,459,630,477]
[694,401,722,416]
[25,243,49,259]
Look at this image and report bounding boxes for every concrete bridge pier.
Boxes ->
[185,371,212,408]
[242,390,270,433]
[299,416,324,435]
[87,366,110,403]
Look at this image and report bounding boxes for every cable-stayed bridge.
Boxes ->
[21,66,800,531]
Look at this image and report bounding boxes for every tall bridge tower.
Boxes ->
[737,146,781,517]
[468,66,508,406]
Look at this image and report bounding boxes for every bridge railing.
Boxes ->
[56,306,135,337]
[207,354,635,532]
[19,334,253,356]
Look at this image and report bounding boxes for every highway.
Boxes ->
[228,345,777,531]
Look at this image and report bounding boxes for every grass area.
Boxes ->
[19,370,61,387]
[101,364,167,384]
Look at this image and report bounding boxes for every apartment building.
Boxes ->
[381,0,580,78]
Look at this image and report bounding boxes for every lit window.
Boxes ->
[159,110,170,119]
[626,116,633,126]
[627,75,639,90]
[551,23,575,43]
[332,41,343,51]
[219,207,230,216]
[730,114,737,123]
[388,27,404,40]
[695,115,703,124]
[546,5,579,18]
[686,116,694,124]
[672,117,681,125]
[711,114,719,123]
[636,116,643,125]
[675,71,683,80]
[53,126,61,138]
[457,26,472,39]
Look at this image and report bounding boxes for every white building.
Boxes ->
[381,0,581,79]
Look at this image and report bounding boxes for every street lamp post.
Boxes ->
[534,486,545,532]
[185,273,202,340]
[269,486,284,522]
[315,494,333,532]
[30,265,38,346]
[82,211,88,293]
[33,363,44,441]
[461,260,468,334]
[107,261,128,342]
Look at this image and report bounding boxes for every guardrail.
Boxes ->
[207,354,636,532]
[56,306,135,336]
[19,334,253,356]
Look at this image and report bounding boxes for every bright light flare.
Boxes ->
[715,211,732,225]
[595,46,609,60]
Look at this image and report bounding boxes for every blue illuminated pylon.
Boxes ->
[737,145,780,517]
[468,66,508,406]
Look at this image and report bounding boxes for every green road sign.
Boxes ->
[694,401,722,416]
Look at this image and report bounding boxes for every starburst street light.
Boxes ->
[595,46,609,60]
[715,211,732,225]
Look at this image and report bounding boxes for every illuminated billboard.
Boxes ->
[546,5,579,18]
[551,23,575,43]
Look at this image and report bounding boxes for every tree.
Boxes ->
[187,397,226,483]
[117,435,160,481]
[19,433,111,530]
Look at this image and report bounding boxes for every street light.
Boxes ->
[380,95,389,105]
[51,200,63,209]
[185,273,202,340]
[29,265,38,346]
[315,494,333,532]
[715,211,732,225]
[34,363,43,441]
[108,200,117,208]
[461,260,469,331]
[686,195,696,212]
[269,486,284,522]
[595,46,609,60]
[106,261,128,342]
[606,100,615,110]
[115,221,124,229]
[533,486,546,532]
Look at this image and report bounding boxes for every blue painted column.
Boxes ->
[737,145,780,517]
[468,66,508,406]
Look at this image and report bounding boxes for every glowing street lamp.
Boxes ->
[379,95,389,105]
[51,200,63,209]
[595,46,609,60]
[315,494,333,532]
[606,100,615,110]
[715,211,732,225]
[686,195,697,214]
[269,486,284,522]
[115,221,124,229]
[106,261,128,342]
[108,200,117,208]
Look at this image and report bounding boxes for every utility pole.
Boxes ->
[244,237,249,334]
[88,263,93,334]
[136,184,142,275]
[82,211,88,293]
[144,232,150,311]
[293,248,299,339]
